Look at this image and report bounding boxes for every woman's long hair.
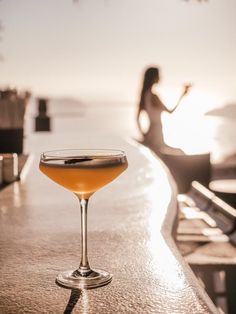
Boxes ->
[137,67,159,134]
[138,67,159,111]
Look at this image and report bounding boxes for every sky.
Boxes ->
[0,0,236,107]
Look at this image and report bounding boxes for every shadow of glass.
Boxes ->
[63,288,82,314]
[55,280,82,314]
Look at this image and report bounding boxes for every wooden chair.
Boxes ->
[176,181,236,313]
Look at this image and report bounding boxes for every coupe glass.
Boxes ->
[39,149,128,289]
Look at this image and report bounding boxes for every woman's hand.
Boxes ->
[182,83,192,96]
[171,83,192,112]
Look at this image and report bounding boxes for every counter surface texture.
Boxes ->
[0,134,217,313]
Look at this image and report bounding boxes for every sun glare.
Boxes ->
[160,88,219,154]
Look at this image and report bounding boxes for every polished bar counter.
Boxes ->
[0,133,218,313]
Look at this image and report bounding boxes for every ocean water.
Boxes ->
[25,98,236,163]
[26,98,137,137]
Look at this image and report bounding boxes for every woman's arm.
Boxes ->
[168,83,192,113]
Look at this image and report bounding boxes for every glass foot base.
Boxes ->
[56,269,112,289]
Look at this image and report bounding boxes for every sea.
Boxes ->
[25,97,236,164]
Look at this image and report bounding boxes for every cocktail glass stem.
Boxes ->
[74,197,92,277]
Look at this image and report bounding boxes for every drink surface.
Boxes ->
[39,155,128,198]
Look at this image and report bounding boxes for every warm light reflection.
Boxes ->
[148,209,187,291]
[81,290,89,314]
[139,146,174,226]
[147,233,187,291]
[144,179,172,231]
[13,182,22,208]
[141,146,187,291]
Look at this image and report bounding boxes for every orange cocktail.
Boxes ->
[39,149,128,289]
[40,155,127,199]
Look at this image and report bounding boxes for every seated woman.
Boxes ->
[137,66,191,155]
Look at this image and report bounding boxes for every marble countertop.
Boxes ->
[0,133,217,313]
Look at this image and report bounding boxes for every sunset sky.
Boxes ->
[0,0,236,107]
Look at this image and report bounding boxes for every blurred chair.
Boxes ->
[209,179,236,208]
[160,147,211,193]
[177,181,236,314]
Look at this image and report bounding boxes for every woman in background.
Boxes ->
[137,66,191,154]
